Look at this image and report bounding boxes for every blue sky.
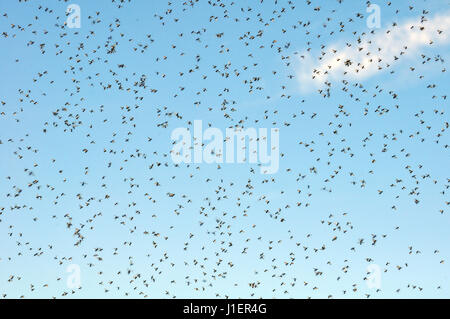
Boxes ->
[0,0,449,298]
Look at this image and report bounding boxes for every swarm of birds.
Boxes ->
[0,0,449,299]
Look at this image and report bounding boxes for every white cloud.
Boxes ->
[296,13,450,92]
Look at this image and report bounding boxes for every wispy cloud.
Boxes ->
[296,13,450,92]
